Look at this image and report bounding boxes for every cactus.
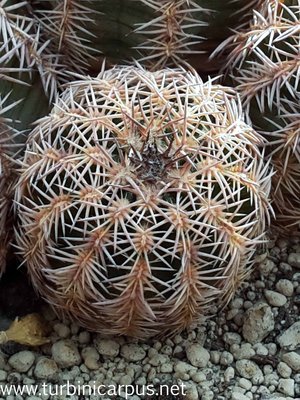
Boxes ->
[0,0,265,131]
[92,0,265,73]
[0,0,100,125]
[14,66,272,338]
[0,94,20,276]
[1,0,264,97]
[214,0,300,231]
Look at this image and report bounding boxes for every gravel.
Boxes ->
[0,233,300,400]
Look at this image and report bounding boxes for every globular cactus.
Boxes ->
[0,0,98,132]
[0,0,266,283]
[93,0,265,73]
[214,0,300,231]
[0,94,19,276]
[14,65,272,338]
[0,0,266,133]
[0,0,265,104]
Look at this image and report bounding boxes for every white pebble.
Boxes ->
[173,334,183,344]
[277,362,292,378]
[53,322,70,338]
[232,343,255,360]
[278,378,295,397]
[160,363,173,373]
[235,360,263,384]
[220,351,233,366]
[8,351,35,373]
[149,353,169,367]
[174,361,197,377]
[231,392,249,400]
[223,332,242,345]
[230,297,244,309]
[0,370,7,381]
[266,342,277,356]
[94,338,120,358]
[201,390,214,400]
[120,344,146,362]
[276,279,294,297]
[277,321,300,350]
[82,347,100,370]
[242,302,274,344]
[224,366,235,382]
[186,344,210,368]
[264,290,287,307]
[185,383,199,400]
[282,352,300,371]
[253,343,268,356]
[51,340,81,368]
[78,331,90,344]
[258,259,275,276]
[34,358,58,379]
[191,371,206,383]
[288,253,300,268]
[238,377,252,390]
[210,351,220,364]
[119,374,133,385]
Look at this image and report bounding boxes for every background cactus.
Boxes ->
[0,0,265,131]
[0,94,19,276]
[214,0,300,232]
[92,0,265,73]
[14,66,272,338]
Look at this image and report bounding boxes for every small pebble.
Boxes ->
[277,362,292,378]
[264,290,287,307]
[174,361,196,378]
[231,392,249,400]
[8,351,35,373]
[78,331,90,344]
[258,259,275,276]
[34,358,58,380]
[235,360,264,384]
[81,347,100,370]
[282,352,300,372]
[0,370,7,381]
[191,371,206,383]
[288,253,300,268]
[220,351,233,366]
[276,279,294,297]
[231,343,256,360]
[224,367,235,382]
[242,302,274,344]
[277,321,300,350]
[223,332,242,345]
[185,383,199,400]
[278,378,295,397]
[238,377,252,390]
[95,338,120,358]
[186,344,210,368]
[51,340,81,368]
[53,322,70,338]
[120,344,146,362]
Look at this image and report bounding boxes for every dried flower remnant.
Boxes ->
[0,314,50,346]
